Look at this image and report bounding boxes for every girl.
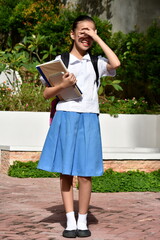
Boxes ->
[38,15,120,238]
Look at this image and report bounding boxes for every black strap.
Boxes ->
[61,52,99,87]
[61,52,70,68]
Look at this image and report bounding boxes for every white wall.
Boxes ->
[99,114,159,149]
[0,111,159,152]
[157,115,160,147]
[66,0,160,33]
[0,111,50,151]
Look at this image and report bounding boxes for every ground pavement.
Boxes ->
[0,174,160,240]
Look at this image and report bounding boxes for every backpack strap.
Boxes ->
[89,54,99,87]
[61,52,70,68]
[61,52,99,87]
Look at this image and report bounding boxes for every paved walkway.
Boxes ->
[0,174,160,240]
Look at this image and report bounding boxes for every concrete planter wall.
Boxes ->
[0,111,160,159]
[0,111,49,151]
[99,114,160,159]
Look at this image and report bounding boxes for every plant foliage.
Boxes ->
[109,23,160,104]
[92,168,160,192]
[0,1,160,111]
[8,161,160,192]
[8,161,60,178]
[99,96,149,115]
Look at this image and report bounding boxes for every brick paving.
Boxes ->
[0,174,160,240]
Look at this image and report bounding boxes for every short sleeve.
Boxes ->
[98,56,116,77]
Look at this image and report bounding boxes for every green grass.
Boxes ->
[8,161,160,192]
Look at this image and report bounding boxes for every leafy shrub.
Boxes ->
[109,23,160,104]
[92,168,160,193]
[0,0,21,48]
[0,1,160,109]
[0,81,158,114]
[0,1,112,59]
[99,96,149,115]
[0,82,50,112]
[8,161,160,192]
[8,161,60,178]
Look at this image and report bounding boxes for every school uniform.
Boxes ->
[37,53,116,177]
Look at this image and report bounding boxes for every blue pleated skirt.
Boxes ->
[37,111,103,177]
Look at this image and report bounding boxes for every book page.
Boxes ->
[48,72,64,86]
[36,59,82,101]
[37,60,67,80]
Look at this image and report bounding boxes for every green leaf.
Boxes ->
[110,96,115,102]
[132,38,137,43]
[113,84,123,91]
[42,53,49,61]
[0,63,7,73]
[98,85,104,95]
[112,80,121,84]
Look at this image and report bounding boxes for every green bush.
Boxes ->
[0,82,50,112]
[8,161,160,192]
[0,1,112,59]
[92,168,160,193]
[0,0,20,48]
[109,23,160,104]
[99,96,149,115]
[8,161,60,178]
[0,0,63,49]
[1,81,159,114]
[0,1,160,109]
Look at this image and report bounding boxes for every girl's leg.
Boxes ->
[60,174,77,232]
[77,176,92,232]
[60,174,74,213]
[78,176,92,214]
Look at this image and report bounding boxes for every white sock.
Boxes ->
[77,213,88,230]
[65,211,77,231]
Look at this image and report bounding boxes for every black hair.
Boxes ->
[72,15,96,32]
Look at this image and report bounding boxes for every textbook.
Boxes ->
[36,59,82,101]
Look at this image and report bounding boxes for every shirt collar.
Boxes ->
[69,53,91,64]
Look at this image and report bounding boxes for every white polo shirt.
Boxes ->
[55,53,116,114]
[40,53,116,114]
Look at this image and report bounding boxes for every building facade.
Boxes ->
[65,0,160,33]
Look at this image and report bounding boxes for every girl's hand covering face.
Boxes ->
[78,27,98,41]
[70,20,97,53]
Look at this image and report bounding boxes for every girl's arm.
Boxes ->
[43,72,77,99]
[79,29,121,70]
[94,35,120,70]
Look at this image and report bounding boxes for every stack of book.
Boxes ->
[36,59,82,101]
